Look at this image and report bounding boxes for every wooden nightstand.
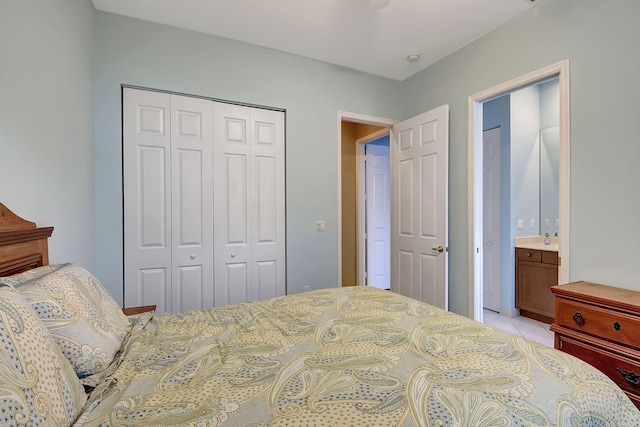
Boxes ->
[122,305,156,316]
[550,282,640,408]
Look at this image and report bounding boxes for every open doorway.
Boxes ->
[339,107,449,307]
[357,132,391,289]
[482,78,560,324]
[468,60,570,323]
[339,118,392,288]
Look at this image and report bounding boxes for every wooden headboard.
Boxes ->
[0,203,54,276]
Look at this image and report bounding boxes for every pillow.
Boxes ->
[80,310,155,389]
[15,263,131,378]
[0,284,87,426]
[0,263,63,288]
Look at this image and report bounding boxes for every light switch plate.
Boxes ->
[316,220,326,231]
[517,220,524,230]
[530,219,535,229]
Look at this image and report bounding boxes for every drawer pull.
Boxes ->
[572,312,585,326]
[616,368,640,386]
[613,321,621,331]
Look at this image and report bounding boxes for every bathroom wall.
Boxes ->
[511,85,541,238]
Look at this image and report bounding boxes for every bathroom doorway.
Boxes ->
[469,60,571,323]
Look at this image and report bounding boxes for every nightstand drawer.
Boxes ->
[517,248,541,262]
[556,298,640,349]
[557,333,640,398]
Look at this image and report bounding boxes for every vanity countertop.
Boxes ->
[515,236,559,252]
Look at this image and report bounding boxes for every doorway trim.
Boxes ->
[467,59,571,321]
[337,111,396,288]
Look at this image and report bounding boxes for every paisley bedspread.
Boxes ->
[74,286,640,426]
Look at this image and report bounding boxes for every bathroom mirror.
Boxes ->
[539,125,559,235]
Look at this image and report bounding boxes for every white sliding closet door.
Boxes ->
[124,89,172,313]
[124,88,214,313]
[213,102,285,306]
[124,88,285,313]
[170,95,214,312]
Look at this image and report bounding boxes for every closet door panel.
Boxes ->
[170,94,214,312]
[214,103,252,307]
[138,268,168,314]
[226,154,249,244]
[250,108,286,301]
[255,260,277,300]
[139,146,168,247]
[255,156,276,243]
[175,265,204,313]
[124,88,172,313]
[226,262,249,305]
[175,149,203,245]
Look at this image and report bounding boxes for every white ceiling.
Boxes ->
[92,0,537,81]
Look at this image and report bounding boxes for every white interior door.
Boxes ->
[366,143,390,290]
[391,105,449,309]
[482,127,501,312]
[123,88,172,313]
[213,102,285,306]
[170,94,214,312]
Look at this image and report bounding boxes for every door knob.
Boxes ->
[432,246,445,253]
[190,254,196,260]
[230,252,236,258]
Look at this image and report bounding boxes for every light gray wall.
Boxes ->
[6,0,640,317]
[93,12,403,305]
[0,0,95,269]
[401,0,640,315]
[540,79,560,129]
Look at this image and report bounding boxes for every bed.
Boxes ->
[1,203,639,426]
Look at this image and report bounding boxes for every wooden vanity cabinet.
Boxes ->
[515,247,558,323]
[550,282,640,408]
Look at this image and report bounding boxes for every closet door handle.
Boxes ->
[230,252,236,258]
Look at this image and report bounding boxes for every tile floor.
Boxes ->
[483,309,554,347]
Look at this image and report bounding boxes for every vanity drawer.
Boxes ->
[556,298,640,349]
[557,333,640,399]
[541,250,557,265]
[516,248,541,262]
